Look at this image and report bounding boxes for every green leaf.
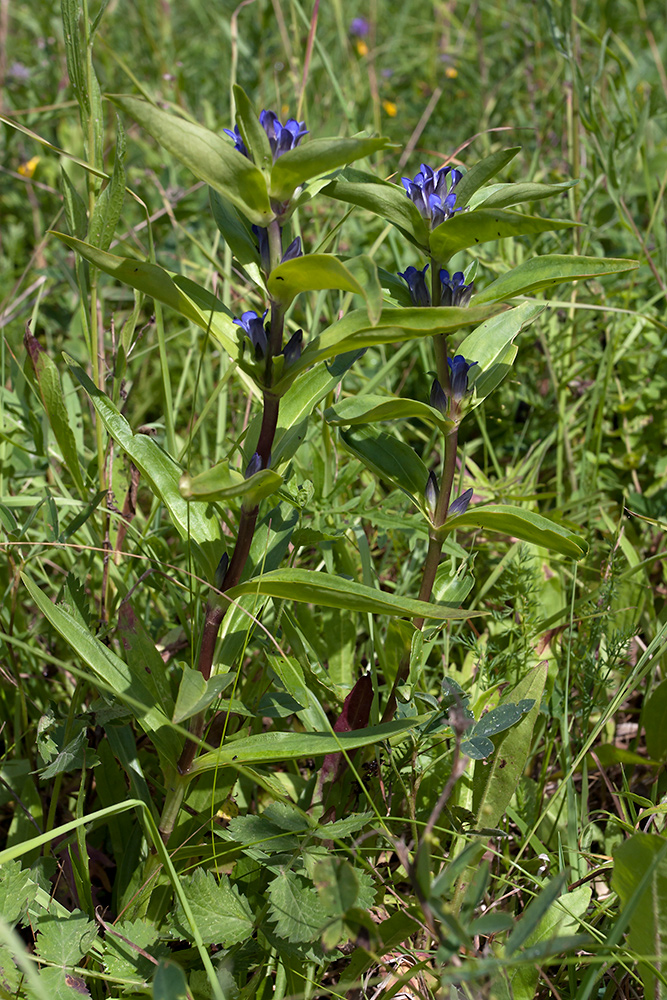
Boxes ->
[268,254,380,322]
[441,504,588,558]
[322,169,428,247]
[192,716,427,773]
[268,870,330,943]
[66,358,222,577]
[339,424,428,502]
[504,875,568,956]
[35,910,97,966]
[429,209,579,262]
[103,918,165,984]
[26,967,92,1000]
[227,566,472,621]
[24,330,85,495]
[179,461,283,506]
[173,667,235,724]
[209,188,260,266]
[469,179,577,210]
[326,394,454,434]
[0,861,37,925]
[60,167,88,241]
[107,94,273,225]
[233,84,273,173]
[87,115,125,251]
[38,728,100,780]
[644,680,667,762]
[270,135,391,203]
[170,869,254,947]
[314,858,361,915]
[51,234,240,360]
[462,700,535,757]
[472,663,547,829]
[450,148,522,208]
[22,574,181,764]
[152,959,189,1000]
[474,254,639,304]
[612,834,667,1000]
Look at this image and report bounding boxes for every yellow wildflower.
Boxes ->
[18,156,40,179]
[382,100,397,117]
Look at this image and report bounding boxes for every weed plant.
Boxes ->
[1,2,667,999]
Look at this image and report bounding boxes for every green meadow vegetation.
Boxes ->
[1,0,667,997]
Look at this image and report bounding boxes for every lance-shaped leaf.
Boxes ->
[209,188,260,266]
[459,301,545,407]
[340,424,429,503]
[612,834,667,1000]
[439,503,588,558]
[233,84,273,173]
[66,359,222,577]
[473,253,639,304]
[270,135,391,203]
[469,179,577,211]
[429,209,579,261]
[267,253,382,323]
[50,234,240,359]
[107,93,274,225]
[322,169,429,247]
[24,329,85,495]
[22,574,181,764]
[180,462,283,505]
[226,567,475,620]
[87,115,126,251]
[325,395,454,434]
[450,147,522,208]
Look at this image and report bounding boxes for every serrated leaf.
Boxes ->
[429,209,579,262]
[226,814,302,853]
[326,395,453,434]
[474,254,639,304]
[270,135,391,203]
[268,870,329,942]
[0,861,37,925]
[103,918,166,984]
[441,503,587,558]
[26,967,92,1000]
[170,869,254,947]
[35,911,97,966]
[107,94,273,225]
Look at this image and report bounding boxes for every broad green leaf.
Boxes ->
[474,254,639,304]
[209,188,260,266]
[268,253,381,323]
[24,329,85,495]
[441,504,588,558]
[180,461,283,506]
[469,179,577,211]
[339,424,428,502]
[326,395,454,434]
[22,574,181,764]
[429,209,579,262]
[612,834,667,1000]
[314,858,361,915]
[450,148,522,208]
[267,870,330,943]
[35,910,96,966]
[462,700,535,757]
[173,667,235,724]
[38,728,100,779]
[457,301,544,407]
[107,94,273,225]
[192,716,427,772]
[472,663,547,829]
[170,869,254,947]
[504,875,568,957]
[153,959,189,1000]
[644,679,667,762]
[87,115,125,251]
[66,359,222,577]
[0,861,37,925]
[322,170,428,247]
[51,234,240,360]
[26,966,92,1000]
[233,84,272,173]
[270,135,391,203]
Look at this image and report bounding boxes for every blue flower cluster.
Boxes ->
[402,163,463,228]
[224,111,308,162]
[398,264,474,307]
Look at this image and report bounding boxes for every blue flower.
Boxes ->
[350,17,370,36]
[234,309,269,358]
[448,355,478,401]
[430,378,449,415]
[282,328,303,366]
[448,487,473,517]
[398,264,431,306]
[223,124,248,158]
[244,452,263,478]
[259,110,308,160]
[401,163,463,229]
[440,269,474,307]
[281,236,302,262]
[425,471,439,515]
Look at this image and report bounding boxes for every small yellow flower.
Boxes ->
[18,156,40,179]
[445,67,458,79]
[356,40,369,56]
[382,100,397,117]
